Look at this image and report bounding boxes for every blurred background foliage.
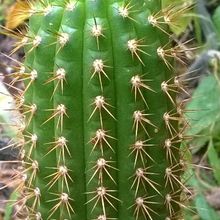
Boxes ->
[0,0,14,25]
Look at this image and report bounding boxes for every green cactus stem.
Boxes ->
[4,0,192,219]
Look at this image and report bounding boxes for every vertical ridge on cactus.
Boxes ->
[1,0,193,219]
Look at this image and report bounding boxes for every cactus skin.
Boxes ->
[10,0,190,219]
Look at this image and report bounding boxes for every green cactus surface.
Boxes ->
[6,0,192,219]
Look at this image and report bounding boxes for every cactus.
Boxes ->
[2,0,192,219]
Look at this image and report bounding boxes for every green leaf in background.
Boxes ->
[195,194,220,220]
[162,0,193,35]
[186,74,220,151]
[208,138,220,185]
[3,191,19,220]
[186,168,220,220]
[213,5,220,38]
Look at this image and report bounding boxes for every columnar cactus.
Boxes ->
[4,0,192,219]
